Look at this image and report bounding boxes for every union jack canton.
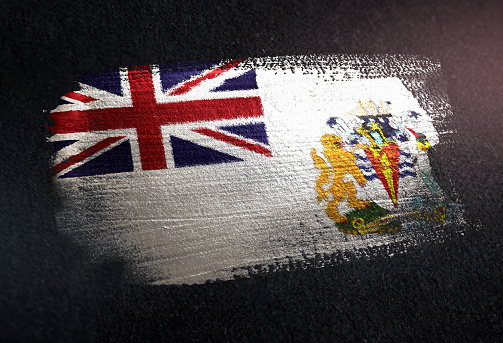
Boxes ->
[49,59,271,178]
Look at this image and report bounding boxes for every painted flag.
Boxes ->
[48,55,464,284]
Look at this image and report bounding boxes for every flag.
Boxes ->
[48,55,464,284]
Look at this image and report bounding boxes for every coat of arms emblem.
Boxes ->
[312,100,459,235]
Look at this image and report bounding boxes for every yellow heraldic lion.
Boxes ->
[311,134,371,224]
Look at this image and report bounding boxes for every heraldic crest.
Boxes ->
[311,100,460,235]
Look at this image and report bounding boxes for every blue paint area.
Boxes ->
[409,111,420,119]
[370,131,385,145]
[361,117,400,139]
[59,99,72,105]
[356,154,369,161]
[364,174,379,182]
[349,137,360,145]
[400,150,412,158]
[396,133,409,142]
[326,117,338,128]
[48,140,77,153]
[376,117,400,138]
[211,70,258,92]
[158,61,218,93]
[78,71,123,96]
[399,170,417,178]
[219,122,269,145]
[357,165,375,172]
[170,136,243,168]
[399,161,415,168]
[59,140,133,178]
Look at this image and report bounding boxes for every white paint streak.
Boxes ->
[51,55,463,285]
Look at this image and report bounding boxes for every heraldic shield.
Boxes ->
[311,100,459,235]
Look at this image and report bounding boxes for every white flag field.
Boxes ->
[48,55,464,284]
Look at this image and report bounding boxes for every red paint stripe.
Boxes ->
[168,59,244,96]
[64,91,97,103]
[128,66,157,106]
[193,128,272,157]
[53,136,125,175]
[126,66,167,170]
[136,126,167,170]
[49,97,264,134]
[406,127,419,138]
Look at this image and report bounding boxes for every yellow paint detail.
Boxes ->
[347,206,446,235]
[356,122,396,148]
[352,218,365,229]
[417,140,431,152]
[311,134,371,223]
[379,153,397,204]
[355,121,398,206]
[353,100,392,118]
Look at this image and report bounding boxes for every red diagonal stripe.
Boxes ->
[168,59,244,96]
[53,136,125,176]
[64,91,97,103]
[193,128,272,157]
[48,61,264,171]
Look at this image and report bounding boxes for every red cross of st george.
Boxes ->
[49,65,264,170]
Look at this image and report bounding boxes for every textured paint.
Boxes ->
[48,55,464,284]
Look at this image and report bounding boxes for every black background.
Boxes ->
[1,0,502,341]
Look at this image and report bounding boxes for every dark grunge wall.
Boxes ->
[1,0,502,341]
